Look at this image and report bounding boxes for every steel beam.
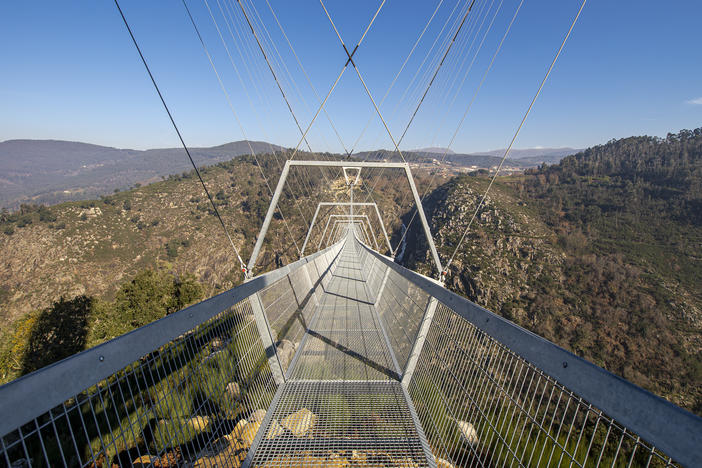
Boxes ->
[402,297,438,387]
[249,293,285,385]
[249,160,441,276]
[247,162,290,276]
[327,216,375,248]
[289,160,406,168]
[302,202,392,257]
[300,203,322,257]
[318,215,334,250]
[404,165,442,274]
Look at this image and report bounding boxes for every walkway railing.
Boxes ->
[356,238,702,468]
[0,243,343,468]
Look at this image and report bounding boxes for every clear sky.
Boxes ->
[1,0,700,153]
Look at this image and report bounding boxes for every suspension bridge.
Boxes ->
[1,0,701,467]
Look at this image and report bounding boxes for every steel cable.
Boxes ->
[444,0,588,274]
[185,0,302,256]
[394,0,522,253]
[113,0,248,273]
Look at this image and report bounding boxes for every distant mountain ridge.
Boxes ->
[0,139,283,209]
[409,146,579,165]
[0,139,576,209]
[356,148,563,169]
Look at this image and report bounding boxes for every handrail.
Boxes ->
[358,240,702,468]
[0,241,343,437]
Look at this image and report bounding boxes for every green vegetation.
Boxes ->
[412,127,702,415]
[0,269,203,383]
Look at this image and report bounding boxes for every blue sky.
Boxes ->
[1,0,700,153]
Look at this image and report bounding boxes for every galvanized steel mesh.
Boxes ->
[0,245,342,468]
[1,299,274,468]
[406,302,677,468]
[354,238,687,468]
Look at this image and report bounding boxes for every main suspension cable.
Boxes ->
[217,0,321,209]
[396,0,477,149]
[350,0,445,158]
[444,0,587,274]
[319,0,411,164]
[264,0,350,157]
[205,0,315,223]
[285,0,386,162]
[113,0,248,274]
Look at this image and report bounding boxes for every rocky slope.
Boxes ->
[402,130,702,415]
[0,154,436,326]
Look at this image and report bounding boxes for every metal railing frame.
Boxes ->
[300,202,392,257]
[355,237,702,468]
[325,216,377,250]
[0,242,343,439]
[247,160,443,276]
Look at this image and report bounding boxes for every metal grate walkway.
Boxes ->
[248,237,433,466]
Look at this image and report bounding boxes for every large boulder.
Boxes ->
[248,409,267,423]
[187,416,210,432]
[266,419,285,439]
[132,455,159,468]
[281,408,316,436]
[436,457,456,468]
[240,420,261,448]
[226,419,248,442]
[225,382,240,400]
[456,420,479,446]
[276,340,296,370]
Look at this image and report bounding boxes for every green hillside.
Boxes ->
[404,128,702,415]
[0,152,436,383]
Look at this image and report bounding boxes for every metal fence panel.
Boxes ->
[358,242,702,468]
[0,243,343,467]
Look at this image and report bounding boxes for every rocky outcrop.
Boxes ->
[275,340,297,371]
[280,408,316,436]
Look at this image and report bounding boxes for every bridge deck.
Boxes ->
[248,238,433,467]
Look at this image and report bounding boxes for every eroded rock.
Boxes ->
[226,382,240,400]
[266,419,285,439]
[248,409,267,423]
[436,457,456,468]
[280,408,316,436]
[456,420,479,446]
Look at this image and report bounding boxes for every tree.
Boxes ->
[21,296,94,375]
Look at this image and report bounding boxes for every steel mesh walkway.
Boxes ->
[248,237,433,466]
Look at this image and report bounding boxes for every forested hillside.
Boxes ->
[404,128,702,415]
[0,153,433,383]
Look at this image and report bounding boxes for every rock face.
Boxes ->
[280,408,317,436]
[132,455,159,468]
[275,340,297,371]
[226,382,240,400]
[248,409,267,422]
[456,420,479,447]
[266,419,285,439]
[240,420,261,448]
[187,416,210,432]
[436,457,457,468]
